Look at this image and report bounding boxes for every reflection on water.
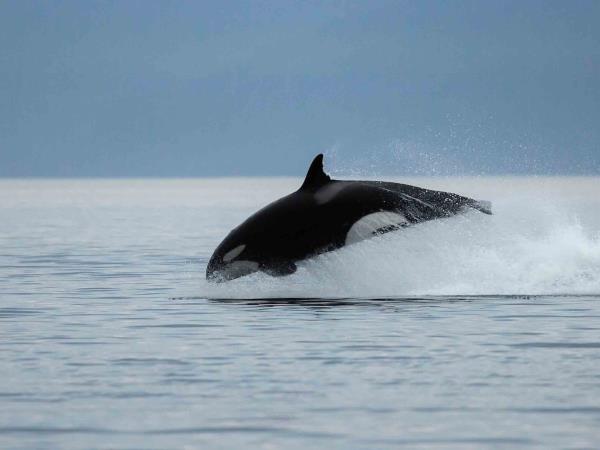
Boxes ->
[1,179,600,449]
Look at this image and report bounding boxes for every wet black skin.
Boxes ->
[206,154,491,282]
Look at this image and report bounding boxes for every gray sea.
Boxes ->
[1,177,600,449]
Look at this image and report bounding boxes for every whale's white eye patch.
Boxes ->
[223,244,246,262]
[345,212,408,246]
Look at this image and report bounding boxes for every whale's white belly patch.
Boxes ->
[345,212,408,246]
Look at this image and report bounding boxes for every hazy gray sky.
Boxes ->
[1,0,599,176]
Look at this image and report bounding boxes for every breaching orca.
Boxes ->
[206,154,491,282]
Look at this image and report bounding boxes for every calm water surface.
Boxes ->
[1,178,600,449]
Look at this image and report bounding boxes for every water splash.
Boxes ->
[197,194,600,299]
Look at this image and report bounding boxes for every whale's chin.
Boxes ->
[207,260,260,283]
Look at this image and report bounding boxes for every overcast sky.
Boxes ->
[1,0,599,177]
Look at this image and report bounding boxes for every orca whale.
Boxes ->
[206,154,491,282]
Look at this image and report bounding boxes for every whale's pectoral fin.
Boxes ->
[262,261,298,277]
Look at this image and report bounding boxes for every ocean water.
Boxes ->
[1,177,600,449]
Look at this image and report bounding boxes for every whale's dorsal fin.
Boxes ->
[300,154,331,190]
